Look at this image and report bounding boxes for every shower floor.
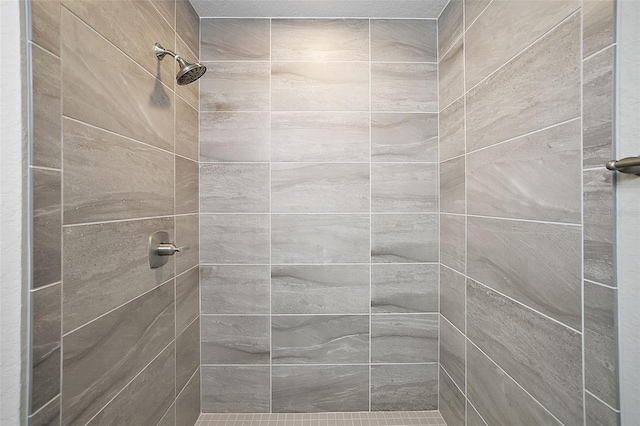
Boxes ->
[196,411,447,426]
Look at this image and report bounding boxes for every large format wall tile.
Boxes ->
[200,214,270,264]
[438,0,463,58]
[271,265,370,314]
[585,392,620,426]
[371,163,437,212]
[272,315,369,364]
[371,214,438,263]
[272,163,370,213]
[32,168,61,288]
[200,112,270,162]
[464,0,490,28]
[200,163,270,213]
[201,19,270,61]
[467,280,583,425]
[440,214,464,274]
[176,214,199,275]
[272,112,370,162]
[466,14,580,152]
[439,367,465,426]
[149,0,175,29]
[272,19,369,61]
[583,0,615,58]
[371,364,438,411]
[157,403,175,426]
[440,267,465,332]
[176,156,198,215]
[202,366,270,413]
[201,265,270,314]
[371,314,438,363]
[28,394,60,426]
[272,214,370,264]
[272,366,369,413]
[371,264,438,313]
[174,35,199,108]
[371,63,437,112]
[584,169,615,286]
[62,280,174,425]
[272,62,369,111]
[31,44,61,169]
[176,0,199,56]
[176,266,199,334]
[201,315,270,364]
[371,20,437,62]
[440,156,465,214]
[200,62,270,111]
[31,0,60,55]
[371,113,438,162]
[176,318,200,393]
[175,96,199,161]
[63,217,174,332]
[440,317,465,392]
[439,98,464,161]
[466,401,488,426]
[62,10,174,152]
[439,38,464,109]
[176,369,201,426]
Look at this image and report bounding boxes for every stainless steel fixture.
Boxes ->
[148,230,188,269]
[606,156,640,175]
[154,43,206,85]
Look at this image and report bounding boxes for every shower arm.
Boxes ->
[154,43,182,61]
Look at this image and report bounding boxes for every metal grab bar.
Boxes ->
[606,156,640,175]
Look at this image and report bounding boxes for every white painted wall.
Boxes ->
[0,0,27,423]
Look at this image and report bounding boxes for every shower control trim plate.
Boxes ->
[148,230,189,269]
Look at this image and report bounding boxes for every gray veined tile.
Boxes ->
[272,62,369,111]
[31,348,60,419]
[440,214,465,274]
[176,266,199,335]
[272,112,370,162]
[467,401,488,426]
[371,113,438,162]
[467,280,583,425]
[585,392,621,426]
[272,163,370,213]
[201,315,270,364]
[440,317,465,392]
[176,214,199,275]
[174,35,199,109]
[272,19,369,61]
[371,214,438,263]
[200,163,270,213]
[201,19,270,61]
[438,0,463,58]
[439,367,465,426]
[467,216,582,330]
[28,395,60,426]
[272,315,369,364]
[440,156,465,214]
[371,314,438,363]
[371,19,437,62]
[32,168,61,289]
[371,63,437,112]
[439,38,464,110]
[200,112,270,162]
[583,0,615,58]
[176,318,200,394]
[371,163,438,212]
[200,214,270,264]
[176,0,199,57]
[202,366,270,413]
[272,365,369,413]
[149,0,175,29]
[272,265,370,314]
[271,214,370,264]
[467,119,582,223]
[584,169,615,286]
[464,0,491,28]
[175,96,199,161]
[176,156,198,215]
[466,13,581,152]
[157,403,174,426]
[31,44,61,169]
[439,98,464,161]
[371,364,438,411]
[371,264,438,313]
[31,0,60,55]
[176,369,201,425]
[440,267,465,332]
[200,62,270,111]
[201,265,270,314]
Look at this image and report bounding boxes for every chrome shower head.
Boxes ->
[154,43,206,85]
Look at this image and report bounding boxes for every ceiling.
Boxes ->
[190,0,450,19]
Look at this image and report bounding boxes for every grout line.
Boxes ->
[580,4,587,424]
[436,0,452,21]
[583,42,617,62]
[368,17,373,412]
[466,399,490,426]
[29,281,61,292]
[269,17,273,414]
[440,362,465,398]
[62,214,179,228]
[202,262,439,266]
[200,313,439,317]
[584,279,618,291]
[198,16,441,21]
[201,362,440,367]
[200,110,439,114]
[203,60,439,64]
[27,394,60,420]
[439,91,464,115]
[464,212,582,228]
[464,0,494,32]
[584,389,621,413]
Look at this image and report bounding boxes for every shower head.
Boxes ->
[154,43,206,85]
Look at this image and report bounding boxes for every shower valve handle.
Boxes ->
[157,243,189,256]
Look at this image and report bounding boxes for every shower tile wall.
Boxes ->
[199,18,440,413]
[28,0,201,424]
[437,0,619,425]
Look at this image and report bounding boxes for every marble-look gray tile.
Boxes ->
[176,0,199,57]
[176,214,199,275]
[272,62,369,111]
[440,214,465,274]
[467,401,488,426]
[371,364,438,411]
[272,112,370,162]
[583,0,615,58]
[272,163,370,213]
[439,38,464,110]
[200,214,270,264]
[438,0,463,58]
[464,0,579,89]
[467,216,582,330]
[32,168,61,288]
[176,156,198,215]
[371,214,438,263]
[371,20,437,62]
[272,315,369,364]
[583,46,615,168]
[202,366,270,413]
[176,318,200,394]
[149,0,175,29]
[467,342,562,426]
[586,392,621,426]
[28,395,60,426]
[440,266,465,332]
[467,280,583,425]
[440,317,465,392]
[272,365,369,413]
[466,14,580,152]
[201,19,270,61]
[176,368,201,425]
[439,367,465,426]
[272,214,370,264]
[371,63,437,112]
[371,113,438,162]
[201,265,270,314]
[371,314,438,362]
[584,169,615,286]
[585,281,619,408]
[371,264,438,313]
[467,119,582,223]
[371,163,437,212]
[200,163,270,213]
[31,0,60,55]
[62,10,174,152]
[439,98,464,162]
[272,265,370,314]
[440,156,465,214]
[175,36,199,109]
[63,119,174,224]
[62,280,174,425]
[87,343,175,426]
[201,315,270,364]
[272,19,369,61]
[157,403,175,426]
[31,348,61,419]
[464,0,491,28]
[31,44,61,169]
[63,217,174,332]
[200,112,270,162]
[176,96,199,161]
[176,266,199,334]
[201,62,270,111]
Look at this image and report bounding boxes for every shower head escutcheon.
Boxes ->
[154,43,206,85]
